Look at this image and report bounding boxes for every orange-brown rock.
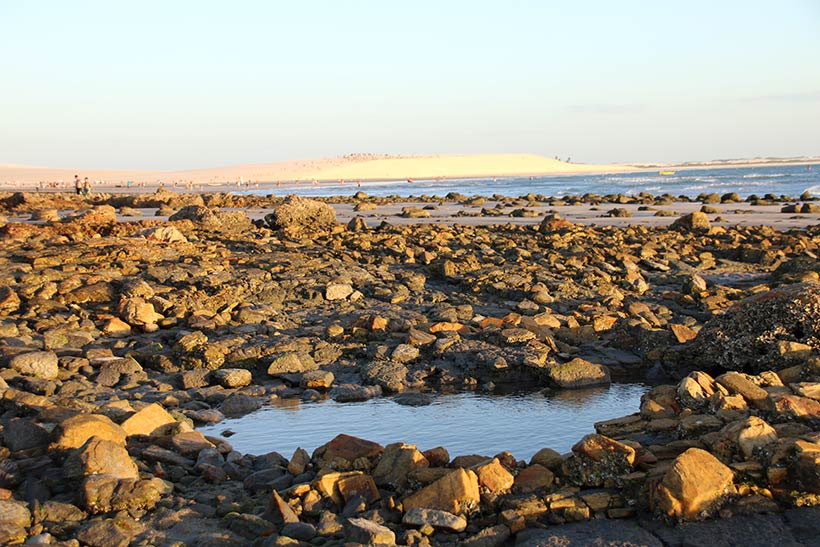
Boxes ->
[403,468,479,515]
[51,414,127,450]
[313,434,384,471]
[121,403,177,438]
[473,458,514,493]
[513,464,554,493]
[654,447,734,520]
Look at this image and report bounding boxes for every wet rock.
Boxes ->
[265,195,336,238]
[403,468,480,515]
[654,447,734,521]
[393,392,434,406]
[9,351,59,380]
[547,358,611,388]
[330,383,382,402]
[219,393,261,417]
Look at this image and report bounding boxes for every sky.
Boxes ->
[1,0,819,169]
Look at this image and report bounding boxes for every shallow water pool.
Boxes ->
[198,383,647,461]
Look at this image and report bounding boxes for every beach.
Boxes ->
[1,188,820,544]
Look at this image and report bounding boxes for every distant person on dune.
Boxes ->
[74,175,81,195]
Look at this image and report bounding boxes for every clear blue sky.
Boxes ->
[1,0,819,169]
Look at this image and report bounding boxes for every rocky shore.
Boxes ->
[0,190,819,546]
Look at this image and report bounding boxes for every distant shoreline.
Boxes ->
[1,153,818,191]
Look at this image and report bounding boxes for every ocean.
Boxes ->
[239,164,820,200]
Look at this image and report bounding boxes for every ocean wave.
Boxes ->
[742,173,791,179]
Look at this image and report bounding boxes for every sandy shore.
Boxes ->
[0,153,637,188]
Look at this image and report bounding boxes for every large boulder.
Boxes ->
[403,468,480,515]
[671,211,711,232]
[653,447,734,520]
[685,283,820,374]
[265,195,336,238]
[169,205,251,232]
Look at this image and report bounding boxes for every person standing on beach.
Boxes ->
[82,177,91,196]
[74,175,82,195]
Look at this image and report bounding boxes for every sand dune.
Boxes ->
[0,154,631,188]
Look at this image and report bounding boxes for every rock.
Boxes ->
[0,500,31,532]
[265,195,336,238]
[337,473,380,504]
[462,524,511,547]
[3,418,50,452]
[653,513,801,547]
[75,205,118,225]
[64,437,139,480]
[212,368,253,388]
[539,213,574,232]
[517,519,663,547]
[300,370,335,389]
[118,297,163,332]
[51,414,127,450]
[473,458,514,493]
[715,372,770,410]
[9,351,59,380]
[391,344,420,363]
[314,434,383,471]
[403,468,480,515]
[330,383,383,402]
[346,517,395,545]
[169,205,252,232]
[792,440,820,493]
[530,447,563,469]
[75,518,139,547]
[403,507,467,532]
[654,447,734,520]
[325,282,354,301]
[80,475,172,514]
[672,211,711,232]
[513,464,554,493]
[564,434,636,487]
[547,358,611,388]
[170,431,215,457]
[361,360,408,392]
[677,371,717,409]
[137,225,187,243]
[373,443,429,490]
[393,392,434,406]
[689,283,820,374]
[0,286,21,315]
[120,403,177,437]
[219,393,261,417]
[288,447,310,475]
[265,490,299,524]
[719,416,778,459]
[266,352,318,375]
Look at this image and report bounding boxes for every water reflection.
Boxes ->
[198,383,647,461]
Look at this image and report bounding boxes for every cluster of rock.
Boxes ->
[0,192,819,545]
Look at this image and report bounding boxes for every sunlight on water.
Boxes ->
[198,384,648,460]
